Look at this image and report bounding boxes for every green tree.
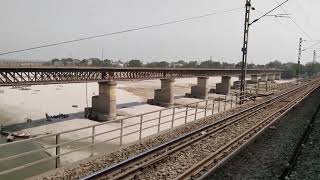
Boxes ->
[265,60,282,69]
[199,60,221,68]
[158,61,170,68]
[146,61,170,68]
[235,61,243,69]
[104,59,112,67]
[51,58,60,65]
[128,60,143,67]
[281,62,297,79]
[184,61,198,68]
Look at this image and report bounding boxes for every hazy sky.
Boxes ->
[0,0,319,64]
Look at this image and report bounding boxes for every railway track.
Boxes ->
[81,79,320,180]
[279,97,320,179]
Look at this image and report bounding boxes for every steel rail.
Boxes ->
[190,82,319,180]
[111,103,276,180]
[0,93,241,169]
[279,98,320,179]
[0,92,249,175]
[104,83,312,180]
[0,83,283,177]
[80,80,314,180]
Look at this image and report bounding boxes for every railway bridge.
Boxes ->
[0,67,281,121]
[0,67,281,85]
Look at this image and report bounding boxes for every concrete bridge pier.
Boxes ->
[275,74,281,80]
[232,75,244,90]
[153,78,175,107]
[260,74,267,82]
[268,74,275,82]
[251,75,258,83]
[216,76,231,95]
[91,81,117,121]
[190,77,209,99]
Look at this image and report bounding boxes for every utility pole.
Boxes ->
[312,50,316,76]
[297,38,302,84]
[240,0,252,103]
[238,0,288,103]
[101,48,104,61]
[313,50,316,64]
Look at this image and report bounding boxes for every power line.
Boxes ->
[239,0,289,99]
[274,0,313,40]
[0,7,243,56]
[288,16,312,40]
[250,0,289,25]
[255,9,287,29]
[303,41,320,51]
[303,40,320,42]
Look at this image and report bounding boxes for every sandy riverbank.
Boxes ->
[118,77,239,101]
[0,82,142,125]
[0,77,241,126]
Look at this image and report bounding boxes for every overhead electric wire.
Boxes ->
[0,7,243,56]
[288,16,312,40]
[274,0,313,40]
[303,40,320,42]
[250,0,289,25]
[255,9,285,28]
[303,41,320,51]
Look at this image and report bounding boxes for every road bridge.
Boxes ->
[0,67,281,86]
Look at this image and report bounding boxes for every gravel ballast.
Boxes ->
[32,98,263,180]
[31,83,306,180]
[205,88,320,179]
[290,100,320,180]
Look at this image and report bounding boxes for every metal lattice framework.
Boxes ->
[0,67,282,86]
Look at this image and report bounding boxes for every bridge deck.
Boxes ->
[0,67,281,86]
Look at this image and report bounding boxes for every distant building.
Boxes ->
[86,59,93,66]
[173,63,184,68]
[65,59,80,66]
[112,60,124,67]
[52,60,63,66]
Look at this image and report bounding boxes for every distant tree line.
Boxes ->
[46,58,320,79]
[45,58,124,67]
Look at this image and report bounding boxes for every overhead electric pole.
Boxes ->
[297,38,302,84]
[240,0,252,103]
[101,48,104,61]
[238,0,288,104]
[312,50,317,76]
[313,50,317,64]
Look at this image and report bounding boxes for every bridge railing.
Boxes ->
[0,84,294,178]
